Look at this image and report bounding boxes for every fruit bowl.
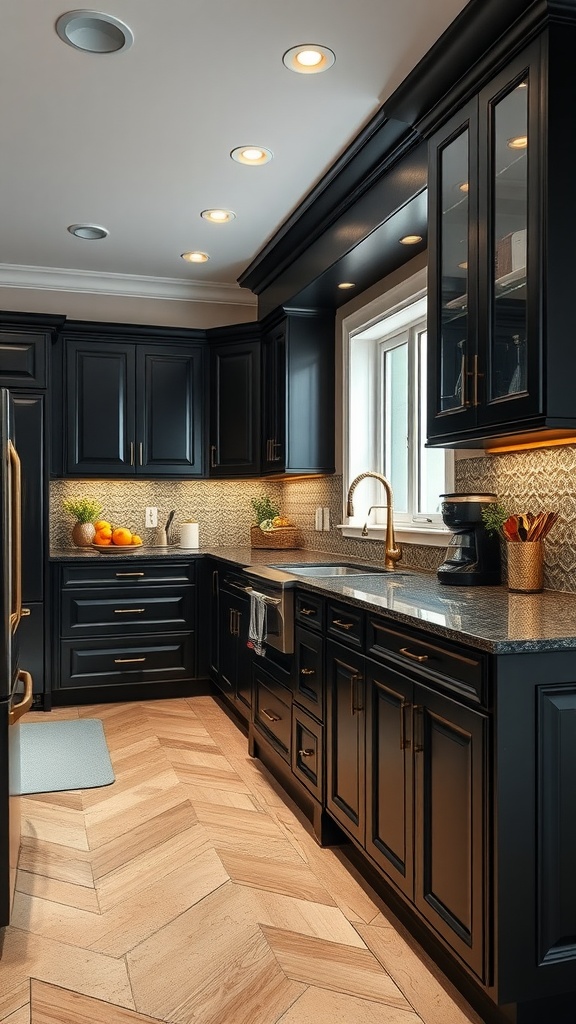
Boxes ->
[91,543,141,554]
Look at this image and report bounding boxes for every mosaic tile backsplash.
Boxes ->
[50,442,576,593]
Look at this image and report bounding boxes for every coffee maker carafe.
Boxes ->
[437,493,501,586]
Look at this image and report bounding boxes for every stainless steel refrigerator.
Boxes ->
[0,387,33,928]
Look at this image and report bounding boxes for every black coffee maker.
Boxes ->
[437,493,501,586]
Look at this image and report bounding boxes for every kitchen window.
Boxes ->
[341,268,453,545]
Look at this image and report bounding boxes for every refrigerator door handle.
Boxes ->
[10,670,33,724]
[8,440,22,634]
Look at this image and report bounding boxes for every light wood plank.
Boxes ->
[217,849,336,905]
[16,870,99,913]
[2,1003,30,1024]
[90,799,198,880]
[19,837,93,887]
[277,985,422,1024]
[30,979,162,1024]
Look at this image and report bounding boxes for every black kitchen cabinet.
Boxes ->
[208,335,261,477]
[261,311,335,475]
[325,639,365,844]
[427,30,576,448]
[365,659,487,979]
[62,323,204,477]
[214,573,253,719]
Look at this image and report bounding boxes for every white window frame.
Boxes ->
[340,267,453,547]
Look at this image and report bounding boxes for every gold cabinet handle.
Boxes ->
[262,708,280,722]
[399,647,429,663]
[21,607,31,617]
[114,657,146,664]
[9,441,22,633]
[10,670,33,724]
[114,608,145,614]
[333,619,354,630]
[298,748,314,758]
[116,572,145,577]
[300,607,316,616]
[300,668,315,676]
[473,353,484,408]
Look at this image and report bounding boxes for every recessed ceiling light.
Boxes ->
[338,282,355,290]
[282,44,335,74]
[181,251,210,263]
[67,223,109,239]
[200,209,236,224]
[399,234,423,245]
[56,11,134,53]
[230,146,273,166]
[458,181,469,193]
[507,135,528,149]
[458,261,468,270]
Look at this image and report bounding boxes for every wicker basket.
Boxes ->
[250,525,300,549]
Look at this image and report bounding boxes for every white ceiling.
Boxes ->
[1,0,469,303]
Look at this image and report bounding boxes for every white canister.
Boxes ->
[180,521,199,548]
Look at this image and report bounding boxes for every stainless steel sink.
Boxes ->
[269,562,408,578]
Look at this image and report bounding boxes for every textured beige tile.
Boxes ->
[357,922,484,1024]
[262,926,411,1009]
[277,986,422,1024]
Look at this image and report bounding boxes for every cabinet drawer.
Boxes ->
[294,625,324,721]
[59,633,195,689]
[253,666,292,762]
[0,331,47,388]
[295,591,324,632]
[326,601,364,649]
[61,560,197,587]
[61,586,194,638]
[292,706,323,803]
[366,615,486,705]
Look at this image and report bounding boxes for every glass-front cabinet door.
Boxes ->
[427,102,478,438]
[478,46,540,427]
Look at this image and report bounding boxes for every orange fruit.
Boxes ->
[131,535,143,546]
[94,520,111,532]
[112,527,133,546]
[94,533,111,546]
[96,525,112,540]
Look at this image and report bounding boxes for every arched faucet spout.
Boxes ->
[346,472,402,570]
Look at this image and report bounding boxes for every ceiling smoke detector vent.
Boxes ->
[67,223,109,239]
[56,11,134,54]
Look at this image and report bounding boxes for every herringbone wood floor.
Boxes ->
[0,697,483,1024]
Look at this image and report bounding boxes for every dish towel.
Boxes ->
[248,591,267,656]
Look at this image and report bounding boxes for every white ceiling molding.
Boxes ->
[0,264,257,307]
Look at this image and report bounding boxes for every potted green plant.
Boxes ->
[63,497,103,547]
[251,493,280,527]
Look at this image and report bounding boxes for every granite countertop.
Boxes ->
[50,545,576,654]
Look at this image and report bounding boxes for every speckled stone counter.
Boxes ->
[50,545,576,653]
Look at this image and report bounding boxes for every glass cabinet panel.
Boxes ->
[490,77,528,400]
[439,128,471,413]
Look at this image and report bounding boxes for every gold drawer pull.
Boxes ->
[116,572,145,577]
[300,607,316,616]
[114,608,145,614]
[298,748,315,758]
[114,657,146,664]
[21,607,31,617]
[300,668,316,676]
[333,619,354,630]
[399,647,429,663]
[261,708,280,723]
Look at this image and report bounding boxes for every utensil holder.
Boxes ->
[507,540,544,593]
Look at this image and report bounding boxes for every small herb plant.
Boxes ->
[481,502,508,537]
[62,497,103,524]
[251,493,280,525]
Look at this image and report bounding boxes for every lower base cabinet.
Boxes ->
[212,571,252,721]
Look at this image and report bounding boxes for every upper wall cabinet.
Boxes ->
[261,311,335,475]
[208,334,261,478]
[0,312,64,390]
[62,327,204,477]
[427,32,576,448]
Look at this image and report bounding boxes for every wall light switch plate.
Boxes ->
[145,507,158,528]
[323,507,330,531]
[315,507,323,531]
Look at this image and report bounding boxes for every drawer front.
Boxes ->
[292,706,323,802]
[366,615,486,705]
[253,666,292,762]
[59,633,195,689]
[295,591,324,632]
[326,601,364,649]
[294,625,324,721]
[0,331,47,388]
[61,586,195,638]
[61,560,197,587]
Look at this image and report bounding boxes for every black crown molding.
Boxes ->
[0,310,66,335]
